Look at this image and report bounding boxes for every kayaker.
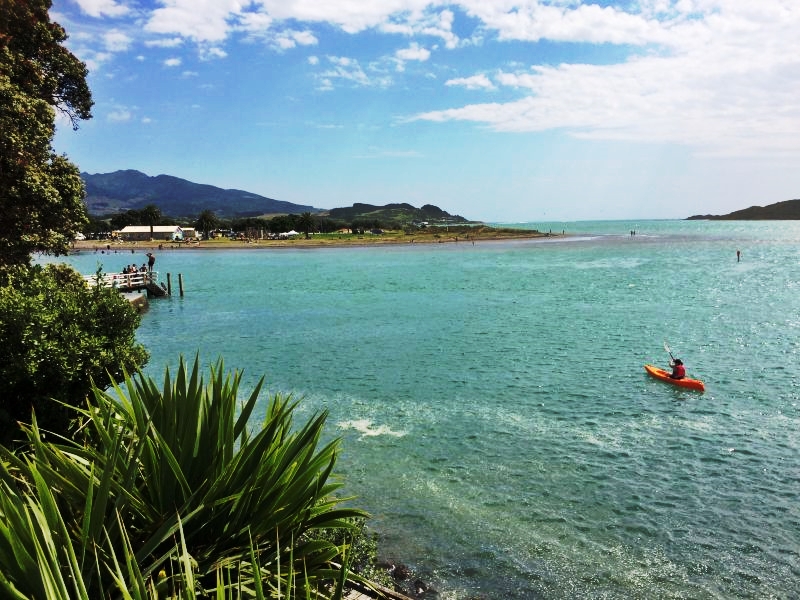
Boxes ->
[669,358,686,380]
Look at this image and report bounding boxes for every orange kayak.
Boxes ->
[644,364,705,392]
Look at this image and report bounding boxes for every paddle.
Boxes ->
[663,341,675,362]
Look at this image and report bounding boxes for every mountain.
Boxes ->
[324,202,470,225]
[688,199,800,220]
[81,170,319,218]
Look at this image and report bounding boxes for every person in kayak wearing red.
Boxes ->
[669,358,686,379]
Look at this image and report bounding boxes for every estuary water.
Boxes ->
[60,220,800,599]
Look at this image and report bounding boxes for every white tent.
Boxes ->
[279,230,300,238]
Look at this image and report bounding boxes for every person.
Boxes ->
[146,252,156,272]
[737,249,741,262]
[669,358,686,380]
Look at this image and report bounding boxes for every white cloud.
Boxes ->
[103,29,132,52]
[57,0,800,159]
[141,116,152,124]
[258,0,435,34]
[164,57,182,67]
[145,38,185,48]
[72,0,130,18]
[200,47,228,60]
[317,56,393,89]
[146,0,242,43]
[274,29,319,50]
[107,109,132,122]
[407,0,800,158]
[396,42,430,62]
[445,73,495,90]
[459,1,660,45]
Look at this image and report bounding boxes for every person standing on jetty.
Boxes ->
[146,252,156,272]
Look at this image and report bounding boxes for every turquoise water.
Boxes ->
[60,221,800,599]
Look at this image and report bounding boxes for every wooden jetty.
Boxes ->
[84,271,170,298]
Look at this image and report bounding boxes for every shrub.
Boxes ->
[0,356,367,598]
[0,263,148,444]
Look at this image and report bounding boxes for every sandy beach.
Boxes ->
[72,226,557,253]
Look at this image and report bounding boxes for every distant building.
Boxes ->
[115,225,192,241]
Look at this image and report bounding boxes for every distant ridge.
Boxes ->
[325,202,470,224]
[688,199,800,220]
[81,170,319,218]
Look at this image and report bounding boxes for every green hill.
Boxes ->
[82,170,319,218]
[688,199,800,220]
[324,202,471,226]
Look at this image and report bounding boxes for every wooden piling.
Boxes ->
[178,273,184,297]
[167,272,172,296]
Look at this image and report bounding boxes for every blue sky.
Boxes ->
[50,0,800,222]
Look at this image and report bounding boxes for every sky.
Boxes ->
[49,0,800,222]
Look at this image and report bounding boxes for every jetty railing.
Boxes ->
[84,271,158,289]
[83,271,174,298]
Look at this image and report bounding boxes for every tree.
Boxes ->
[0,263,148,444]
[298,211,315,239]
[195,209,219,240]
[0,0,94,268]
[140,203,161,239]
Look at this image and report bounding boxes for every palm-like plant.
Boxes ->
[297,212,314,239]
[141,204,161,240]
[0,356,367,598]
[195,210,219,241]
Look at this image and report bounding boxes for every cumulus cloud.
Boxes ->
[407,0,800,157]
[445,73,495,90]
[163,57,182,67]
[200,47,228,60]
[56,0,800,157]
[72,0,130,18]
[145,38,184,48]
[146,0,241,43]
[103,29,132,52]
[274,29,319,50]
[396,42,431,62]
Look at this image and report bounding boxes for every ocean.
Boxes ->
[58,220,800,599]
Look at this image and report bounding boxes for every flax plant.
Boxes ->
[0,356,367,598]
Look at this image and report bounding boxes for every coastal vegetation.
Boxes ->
[1,3,380,598]
[84,197,478,241]
[0,0,146,445]
[0,263,147,445]
[0,357,368,599]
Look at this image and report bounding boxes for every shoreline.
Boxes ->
[72,228,561,253]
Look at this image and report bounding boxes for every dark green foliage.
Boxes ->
[0,356,367,598]
[310,518,393,589]
[195,209,219,239]
[298,211,315,238]
[0,0,93,267]
[0,263,148,444]
[327,202,470,228]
